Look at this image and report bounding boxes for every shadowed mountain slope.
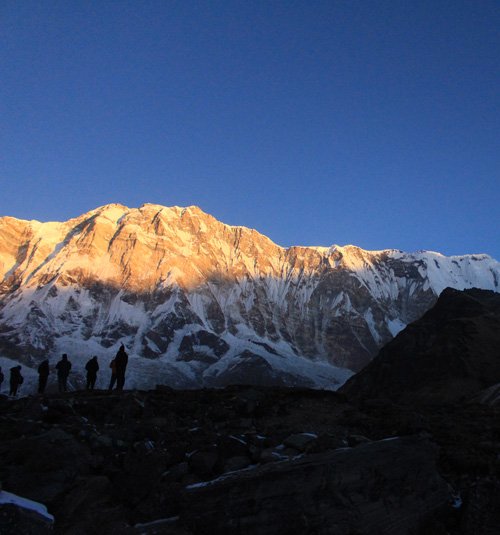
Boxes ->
[340,288,500,403]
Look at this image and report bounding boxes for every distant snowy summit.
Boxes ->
[0,203,498,391]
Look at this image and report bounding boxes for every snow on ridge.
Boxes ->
[404,251,500,295]
[307,246,500,296]
[1,204,499,391]
[1,203,496,267]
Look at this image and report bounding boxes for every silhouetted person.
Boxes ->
[9,365,23,396]
[56,354,72,392]
[114,344,128,391]
[85,356,99,390]
[37,360,49,394]
[0,366,4,393]
[108,358,117,391]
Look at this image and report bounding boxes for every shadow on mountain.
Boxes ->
[0,269,415,388]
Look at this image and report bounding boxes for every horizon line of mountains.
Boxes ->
[0,203,499,391]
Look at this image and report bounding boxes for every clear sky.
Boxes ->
[1,1,499,259]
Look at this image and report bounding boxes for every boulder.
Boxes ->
[182,436,452,535]
[346,434,371,447]
[470,383,500,406]
[259,448,285,464]
[283,433,318,452]
[0,490,54,534]
[461,477,500,534]
[217,435,248,458]
[188,450,219,477]
[61,476,112,519]
[224,456,251,473]
[163,462,190,482]
[0,427,92,504]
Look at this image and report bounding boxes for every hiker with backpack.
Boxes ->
[85,356,99,390]
[55,354,72,392]
[37,359,50,394]
[9,365,23,396]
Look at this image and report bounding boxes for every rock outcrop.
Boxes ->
[340,288,500,404]
[183,437,450,535]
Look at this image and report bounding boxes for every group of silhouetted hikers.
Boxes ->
[0,344,129,397]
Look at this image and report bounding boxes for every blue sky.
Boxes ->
[1,1,499,259]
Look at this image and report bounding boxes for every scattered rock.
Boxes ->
[0,384,498,534]
[217,435,248,458]
[60,475,111,519]
[189,450,218,477]
[283,433,318,452]
[346,434,371,447]
[461,477,500,535]
[183,437,452,535]
[163,462,190,482]
[224,456,251,473]
[259,448,286,464]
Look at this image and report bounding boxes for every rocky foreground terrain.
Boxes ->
[1,385,500,534]
[2,289,500,534]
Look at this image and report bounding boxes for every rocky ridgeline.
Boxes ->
[341,288,500,404]
[1,386,500,534]
[1,204,499,389]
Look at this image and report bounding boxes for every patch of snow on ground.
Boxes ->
[185,464,259,490]
[0,490,54,521]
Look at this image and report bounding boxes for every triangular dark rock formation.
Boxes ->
[340,288,500,404]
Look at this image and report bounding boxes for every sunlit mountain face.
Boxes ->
[0,203,499,390]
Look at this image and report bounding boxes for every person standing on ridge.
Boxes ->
[108,358,117,391]
[9,365,23,396]
[114,344,129,391]
[55,354,72,392]
[85,356,99,390]
[37,359,50,394]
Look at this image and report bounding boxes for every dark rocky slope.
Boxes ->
[340,288,500,404]
[1,385,500,534]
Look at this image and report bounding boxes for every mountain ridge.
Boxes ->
[0,203,499,391]
[2,202,497,259]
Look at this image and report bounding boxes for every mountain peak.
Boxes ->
[0,204,499,391]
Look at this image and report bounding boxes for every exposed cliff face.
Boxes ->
[0,203,499,389]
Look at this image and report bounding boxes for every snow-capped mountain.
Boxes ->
[0,203,498,391]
